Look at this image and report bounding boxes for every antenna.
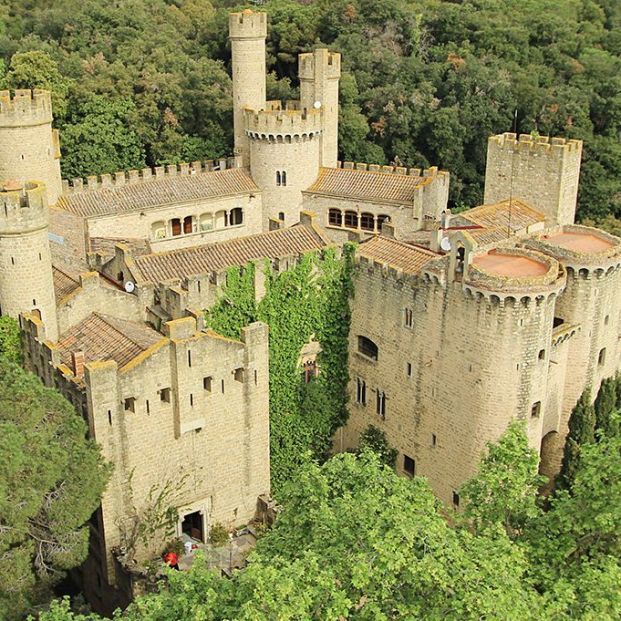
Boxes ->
[507,108,518,238]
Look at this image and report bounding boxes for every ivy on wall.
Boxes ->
[205,245,355,494]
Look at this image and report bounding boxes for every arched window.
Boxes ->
[199,213,213,231]
[215,210,226,229]
[344,211,358,229]
[376,214,390,230]
[183,215,194,234]
[276,171,281,186]
[171,218,182,236]
[151,221,166,240]
[281,171,287,186]
[278,212,285,221]
[357,335,378,361]
[328,209,342,227]
[360,212,375,232]
[230,207,243,226]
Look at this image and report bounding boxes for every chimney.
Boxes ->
[72,350,85,379]
[381,220,395,239]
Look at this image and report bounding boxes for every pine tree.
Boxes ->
[557,391,595,490]
[594,377,618,438]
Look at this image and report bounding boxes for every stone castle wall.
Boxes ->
[484,133,582,226]
[0,181,58,340]
[0,90,62,205]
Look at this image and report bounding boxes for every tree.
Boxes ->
[60,96,146,179]
[0,315,21,364]
[0,361,110,619]
[594,377,618,437]
[461,421,545,536]
[557,391,595,490]
[358,424,398,468]
[3,51,71,120]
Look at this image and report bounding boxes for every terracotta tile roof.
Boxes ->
[461,199,544,233]
[306,167,423,204]
[57,313,162,368]
[53,266,80,300]
[357,236,438,275]
[90,237,152,257]
[57,168,259,218]
[132,223,329,283]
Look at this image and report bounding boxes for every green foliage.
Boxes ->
[60,96,146,179]
[594,376,619,437]
[1,0,618,216]
[209,523,229,547]
[461,421,545,536]
[358,424,397,468]
[557,390,595,490]
[0,315,21,364]
[206,245,355,494]
[0,360,110,619]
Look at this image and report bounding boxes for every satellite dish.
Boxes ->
[124,281,136,293]
[313,100,322,109]
[440,237,452,252]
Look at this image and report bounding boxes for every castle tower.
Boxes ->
[483,133,582,226]
[299,49,341,168]
[229,10,267,165]
[246,106,322,228]
[0,90,62,205]
[0,180,58,341]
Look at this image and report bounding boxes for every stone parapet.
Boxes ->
[61,156,242,195]
[335,161,449,185]
[244,108,322,140]
[0,89,53,127]
[0,180,48,234]
[489,132,582,157]
[229,10,267,39]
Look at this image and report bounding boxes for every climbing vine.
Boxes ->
[205,245,355,494]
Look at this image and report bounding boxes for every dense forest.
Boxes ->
[0,0,619,226]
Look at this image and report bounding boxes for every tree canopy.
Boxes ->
[0,0,619,227]
[0,361,110,619]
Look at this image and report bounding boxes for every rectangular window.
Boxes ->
[221,379,225,393]
[453,491,460,507]
[531,401,541,418]
[234,368,244,383]
[403,455,415,477]
[146,399,150,414]
[406,362,412,377]
[432,433,437,447]
[189,393,194,407]
[356,378,366,405]
[376,390,386,419]
[598,348,606,366]
[203,376,212,392]
[404,308,413,328]
[107,409,112,425]
[188,350,192,367]
[124,397,136,412]
[160,388,171,403]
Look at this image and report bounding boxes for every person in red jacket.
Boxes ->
[163,551,180,570]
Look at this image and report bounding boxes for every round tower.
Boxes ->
[0,89,62,206]
[0,180,58,341]
[299,49,341,168]
[245,106,322,228]
[229,10,267,166]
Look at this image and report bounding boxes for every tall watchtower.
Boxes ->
[0,90,62,206]
[0,180,58,341]
[229,10,267,165]
[299,49,341,168]
[484,133,583,226]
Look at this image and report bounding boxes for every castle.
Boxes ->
[1,8,620,613]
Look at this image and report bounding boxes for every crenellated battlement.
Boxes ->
[299,49,341,80]
[488,132,582,157]
[61,156,242,194]
[0,89,53,127]
[244,108,322,140]
[0,180,49,234]
[335,161,449,185]
[229,9,267,39]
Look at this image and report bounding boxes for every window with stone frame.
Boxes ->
[358,335,378,361]
[344,210,358,229]
[356,377,367,405]
[360,212,375,231]
[376,390,386,419]
[328,208,342,227]
[404,307,413,328]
